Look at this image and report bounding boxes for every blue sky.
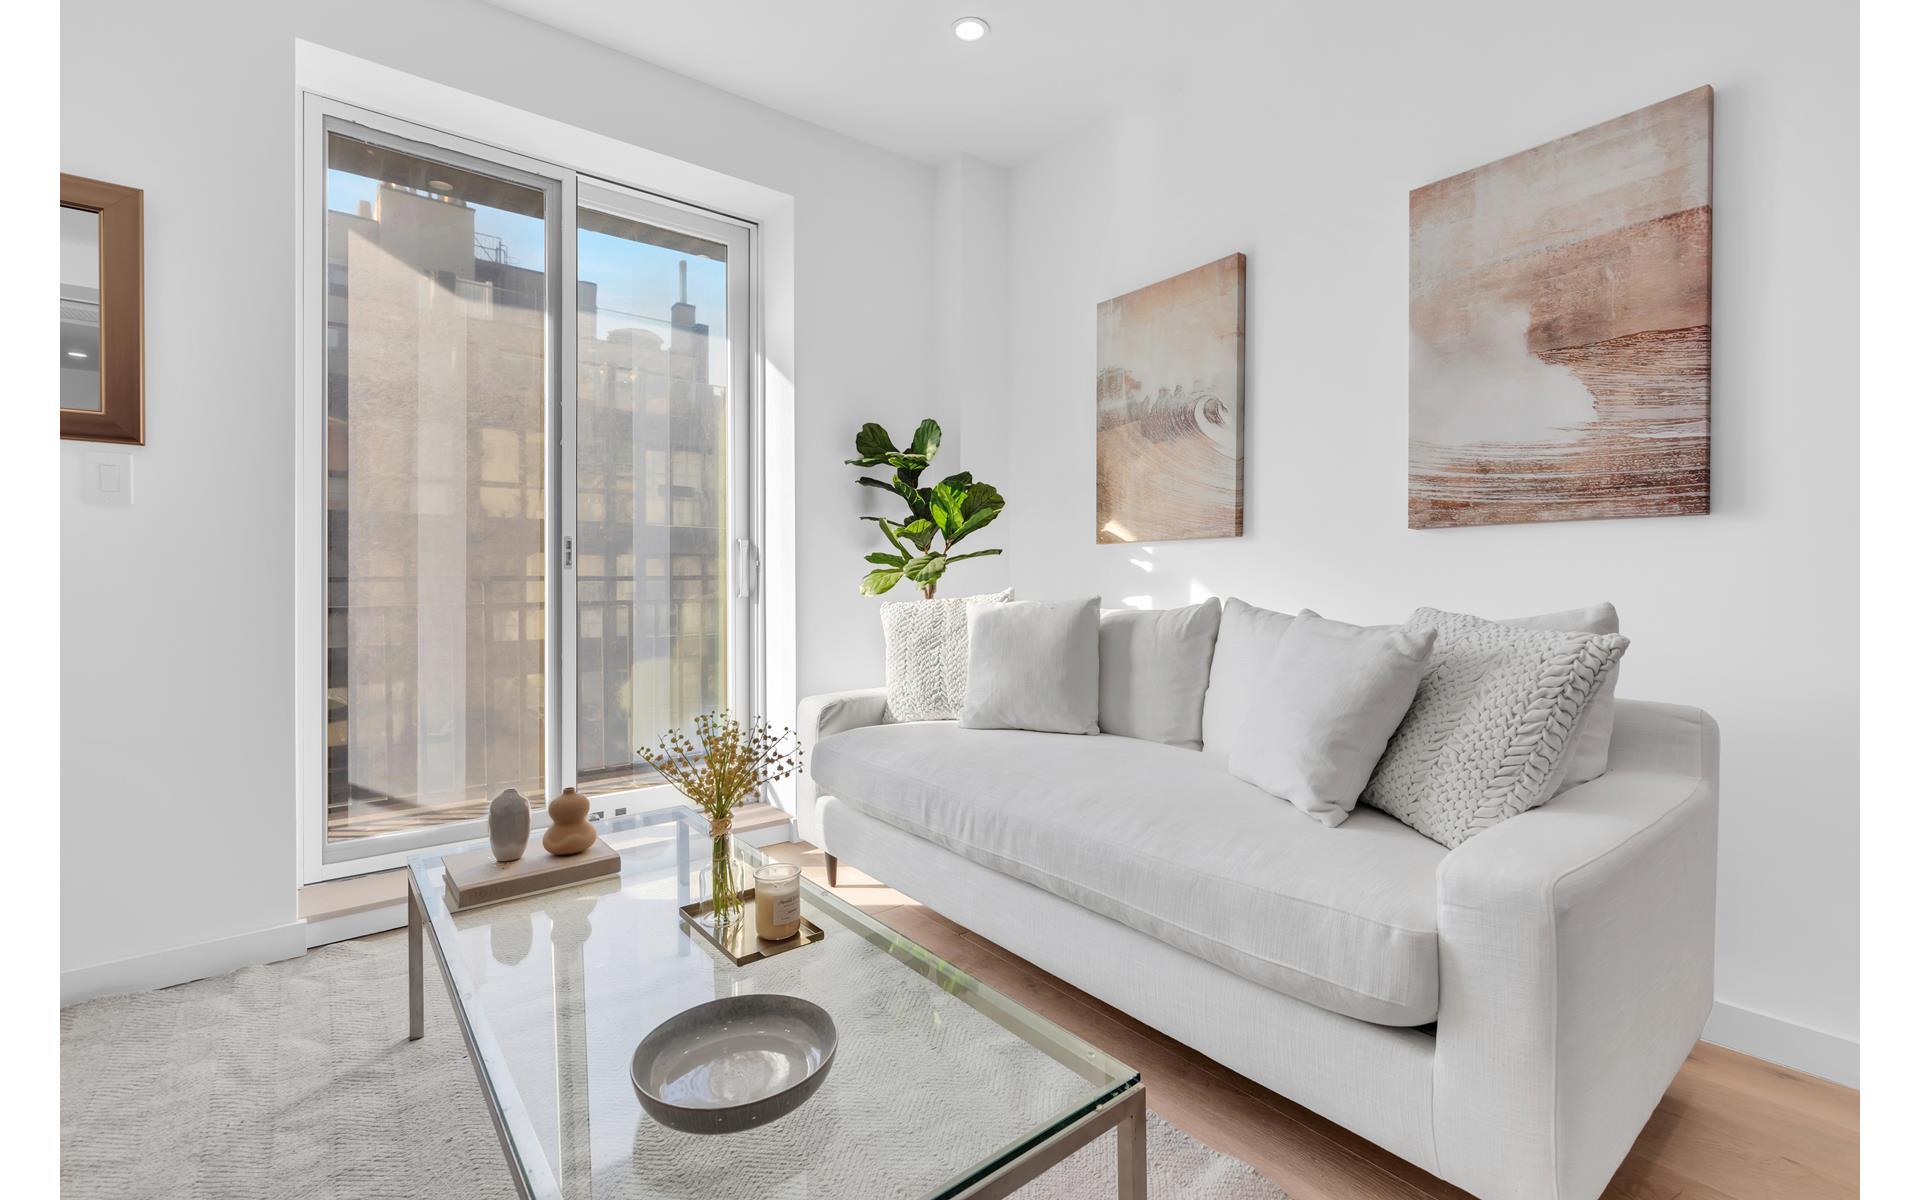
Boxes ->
[580,227,727,349]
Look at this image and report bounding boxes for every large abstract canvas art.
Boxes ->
[1096,253,1246,543]
[1409,86,1713,529]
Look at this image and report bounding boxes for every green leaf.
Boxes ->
[860,568,903,595]
[862,515,909,556]
[952,482,1006,541]
[937,472,973,490]
[960,481,1004,516]
[928,481,969,538]
[909,419,942,460]
[931,481,969,511]
[883,452,931,472]
[927,504,956,539]
[902,553,948,585]
[853,422,897,460]
[863,473,926,512]
[953,507,1002,542]
[899,518,937,551]
[944,548,1002,564]
[865,551,907,567]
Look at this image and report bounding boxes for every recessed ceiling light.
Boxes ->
[427,178,454,193]
[952,16,989,42]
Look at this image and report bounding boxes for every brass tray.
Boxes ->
[679,886,826,966]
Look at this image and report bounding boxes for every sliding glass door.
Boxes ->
[569,184,754,797]
[302,99,759,879]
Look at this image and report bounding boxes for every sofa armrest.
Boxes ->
[795,688,889,846]
[1431,704,1719,1200]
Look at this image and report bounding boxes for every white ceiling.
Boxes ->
[480,1,1219,166]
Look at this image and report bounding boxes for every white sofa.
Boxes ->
[796,680,1718,1200]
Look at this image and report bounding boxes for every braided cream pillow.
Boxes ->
[1361,607,1629,848]
[880,589,1012,722]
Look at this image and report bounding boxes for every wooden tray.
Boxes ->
[443,840,620,911]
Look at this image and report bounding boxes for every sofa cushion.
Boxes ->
[1498,602,1621,790]
[1201,598,1301,755]
[1098,598,1221,749]
[812,722,1445,1025]
[1228,613,1435,826]
[962,598,1101,734]
[1362,607,1629,849]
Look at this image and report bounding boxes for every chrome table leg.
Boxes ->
[407,876,424,1041]
[1117,1085,1146,1199]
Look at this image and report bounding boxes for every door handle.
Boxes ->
[734,538,756,600]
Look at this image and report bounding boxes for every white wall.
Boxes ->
[61,0,938,994]
[928,155,1015,595]
[995,1,1858,1079]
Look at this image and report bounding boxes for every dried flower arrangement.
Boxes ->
[637,711,804,926]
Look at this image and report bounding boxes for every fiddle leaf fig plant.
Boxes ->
[847,418,1005,599]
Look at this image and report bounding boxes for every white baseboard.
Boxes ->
[304,903,406,949]
[62,921,308,1007]
[1704,999,1858,1087]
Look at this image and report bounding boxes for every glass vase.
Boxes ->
[708,816,741,931]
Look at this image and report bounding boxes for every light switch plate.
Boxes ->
[83,450,133,506]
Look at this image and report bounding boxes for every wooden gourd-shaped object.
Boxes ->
[542,786,598,856]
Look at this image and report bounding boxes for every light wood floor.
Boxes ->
[764,843,1859,1200]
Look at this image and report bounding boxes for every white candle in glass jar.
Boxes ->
[754,862,803,941]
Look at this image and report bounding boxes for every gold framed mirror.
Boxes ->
[60,173,144,445]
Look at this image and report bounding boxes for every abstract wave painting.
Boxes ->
[1096,253,1245,543]
[1409,87,1713,529]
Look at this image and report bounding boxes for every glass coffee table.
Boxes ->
[406,808,1145,1199]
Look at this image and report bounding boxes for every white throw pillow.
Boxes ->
[1498,602,1621,789]
[962,598,1101,735]
[1227,613,1436,827]
[1098,599,1222,749]
[880,589,1012,722]
[1361,607,1630,848]
[1201,598,1301,755]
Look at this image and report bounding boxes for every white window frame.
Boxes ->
[295,92,764,883]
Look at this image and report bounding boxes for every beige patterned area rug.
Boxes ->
[61,932,1289,1199]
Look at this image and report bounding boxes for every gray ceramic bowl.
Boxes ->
[630,994,838,1135]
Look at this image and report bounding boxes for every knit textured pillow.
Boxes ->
[880,589,1013,722]
[1360,607,1630,848]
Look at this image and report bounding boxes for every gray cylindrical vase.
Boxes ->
[489,788,531,863]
